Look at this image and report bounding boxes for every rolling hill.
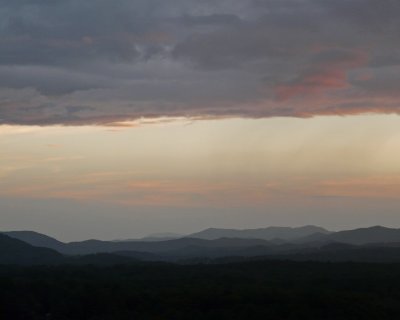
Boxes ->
[295,226,400,245]
[2,230,65,251]
[0,233,63,265]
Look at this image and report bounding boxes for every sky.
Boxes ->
[1,0,400,241]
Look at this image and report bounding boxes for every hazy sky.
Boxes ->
[1,1,400,241]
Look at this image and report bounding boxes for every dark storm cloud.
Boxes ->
[0,0,399,125]
[0,0,163,65]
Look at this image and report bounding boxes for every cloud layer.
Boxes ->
[0,0,399,125]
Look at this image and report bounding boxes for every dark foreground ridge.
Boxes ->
[2,227,400,319]
[1,260,400,319]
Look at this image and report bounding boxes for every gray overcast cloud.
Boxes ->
[0,0,399,125]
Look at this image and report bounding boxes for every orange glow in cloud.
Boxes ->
[275,68,349,101]
[0,176,281,207]
[305,176,400,199]
[274,50,368,101]
[4,173,400,207]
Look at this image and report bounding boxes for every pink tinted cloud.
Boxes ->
[274,50,368,101]
[0,173,282,208]
[312,176,400,199]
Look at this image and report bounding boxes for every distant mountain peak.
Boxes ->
[364,225,392,230]
[187,225,330,241]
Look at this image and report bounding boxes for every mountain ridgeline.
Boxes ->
[3,227,400,319]
[0,234,62,265]
[3,225,400,264]
[2,231,65,251]
[187,225,331,240]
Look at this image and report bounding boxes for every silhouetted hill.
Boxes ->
[114,232,184,242]
[0,234,63,265]
[260,245,400,263]
[61,237,273,255]
[2,231,65,251]
[66,253,140,265]
[328,226,400,245]
[188,225,330,241]
[112,251,163,261]
[295,226,400,245]
[293,231,330,244]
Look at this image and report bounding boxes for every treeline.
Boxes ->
[1,260,400,319]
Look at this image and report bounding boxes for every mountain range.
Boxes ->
[3,225,400,264]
